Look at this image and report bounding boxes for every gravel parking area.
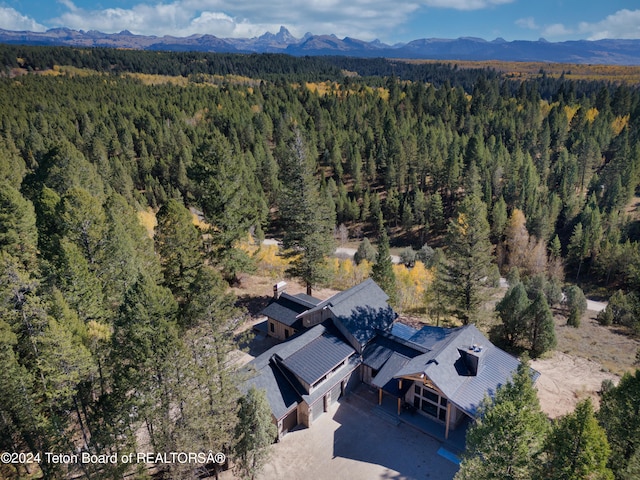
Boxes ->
[257,387,460,480]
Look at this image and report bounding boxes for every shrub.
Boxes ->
[354,237,376,265]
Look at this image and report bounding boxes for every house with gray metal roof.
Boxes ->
[297,278,397,353]
[244,279,532,441]
[243,322,360,439]
[260,282,321,340]
[380,323,529,439]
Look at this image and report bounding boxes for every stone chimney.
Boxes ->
[273,281,287,299]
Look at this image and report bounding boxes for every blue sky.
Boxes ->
[1,0,639,44]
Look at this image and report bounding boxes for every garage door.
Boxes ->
[282,408,297,435]
[311,400,323,422]
[330,380,343,405]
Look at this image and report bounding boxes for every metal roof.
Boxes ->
[260,292,320,328]
[408,325,458,350]
[393,324,530,417]
[300,279,397,349]
[242,324,327,419]
[372,352,411,394]
[281,327,356,386]
[362,335,423,370]
[389,322,418,341]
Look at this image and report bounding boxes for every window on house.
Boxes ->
[438,409,447,421]
[421,401,438,417]
[285,329,290,339]
[270,322,275,333]
[423,389,439,404]
[413,384,448,423]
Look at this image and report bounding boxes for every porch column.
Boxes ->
[378,388,382,405]
[397,379,403,415]
[445,402,451,440]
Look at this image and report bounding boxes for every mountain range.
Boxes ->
[2,26,640,65]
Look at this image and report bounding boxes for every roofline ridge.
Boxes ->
[379,329,430,353]
[296,278,385,319]
[279,291,319,308]
[270,356,306,400]
[278,323,328,358]
[324,277,377,305]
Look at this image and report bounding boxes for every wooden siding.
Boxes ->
[267,318,296,341]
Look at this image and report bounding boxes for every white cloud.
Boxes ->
[515,17,538,31]
[0,7,47,32]
[420,0,513,11]
[541,23,573,38]
[57,0,79,13]
[578,9,640,40]
[47,0,426,40]
[43,0,518,41]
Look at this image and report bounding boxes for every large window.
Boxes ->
[413,385,448,422]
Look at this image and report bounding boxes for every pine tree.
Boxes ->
[57,186,107,266]
[491,195,508,242]
[371,215,397,305]
[444,192,493,325]
[0,318,48,478]
[278,130,335,295]
[526,292,557,358]
[568,222,587,281]
[598,370,640,478]
[233,387,277,480]
[496,282,531,348]
[175,268,240,478]
[456,361,549,480]
[426,248,449,326]
[111,274,180,453]
[0,181,38,269]
[193,130,267,284]
[542,398,613,480]
[99,193,162,308]
[154,199,202,303]
[564,285,587,328]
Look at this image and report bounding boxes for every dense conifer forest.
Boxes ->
[0,45,639,479]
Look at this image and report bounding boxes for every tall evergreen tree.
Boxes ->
[154,199,202,303]
[444,192,493,324]
[0,181,38,270]
[496,281,531,349]
[192,130,267,284]
[278,130,335,295]
[233,387,276,480]
[371,215,397,305]
[111,274,180,453]
[542,398,613,480]
[456,361,549,480]
[598,370,640,479]
[526,292,557,358]
[172,267,240,479]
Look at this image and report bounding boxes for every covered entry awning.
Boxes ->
[372,352,412,396]
[373,352,413,415]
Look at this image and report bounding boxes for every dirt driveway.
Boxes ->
[257,389,460,480]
